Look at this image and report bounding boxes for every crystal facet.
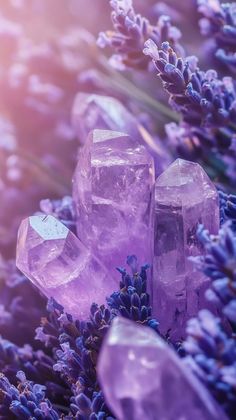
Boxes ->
[98,317,226,420]
[16,215,117,318]
[153,159,219,339]
[71,93,170,170]
[73,129,154,274]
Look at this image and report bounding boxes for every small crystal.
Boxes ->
[73,129,154,274]
[98,317,226,420]
[16,214,117,318]
[153,159,219,339]
[72,93,141,145]
[71,93,169,169]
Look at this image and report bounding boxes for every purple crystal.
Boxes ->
[72,93,138,144]
[16,214,117,318]
[73,129,154,274]
[98,317,226,420]
[153,159,219,339]
[71,93,169,167]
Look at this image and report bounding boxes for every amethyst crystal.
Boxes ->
[73,129,154,275]
[71,93,140,145]
[98,317,226,420]
[153,159,219,340]
[16,215,117,319]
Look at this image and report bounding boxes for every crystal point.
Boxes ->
[16,215,117,318]
[73,129,155,274]
[98,317,226,420]
[71,93,170,170]
[153,159,219,339]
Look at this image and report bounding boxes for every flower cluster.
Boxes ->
[0,371,59,420]
[182,221,236,416]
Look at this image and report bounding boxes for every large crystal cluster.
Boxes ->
[15,94,223,418]
[16,215,117,318]
[16,98,219,339]
[153,159,219,339]
[98,317,226,420]
[73,129,155,274]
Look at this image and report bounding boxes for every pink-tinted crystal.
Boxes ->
[98,317,226,420]
[16,214,117,318]
[153,159,219,339]
[71,93,170,168]
[73,129,154,274]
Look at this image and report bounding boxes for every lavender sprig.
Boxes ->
[143,39,236,179]
[191,222,236,327]
[97,0,183,70]
[0,260,46,346]
[183,220,236,417]
[219,191,236,228]
[35,296,114,418]
[0,334,70,408]
[184,310,236,417]
[108,255,159,331]
[143,40,236,128]
[197,0,236,73]
[0,371,59,420]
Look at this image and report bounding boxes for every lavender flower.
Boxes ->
[219,191,236,228]
[0,371,59,419]
[0,336,69,402]
[191,222,236,326]
[0,259,46,346]
[184,310,236,417]
[183,202,236,417]
[108,255,159,331]
[35,297,114,418]
[197,0,236,73]
[179,217,236,417]
[144,40,236,127]
[69,391,113,419]
[144,39,236,180]
[98,0,183,70]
